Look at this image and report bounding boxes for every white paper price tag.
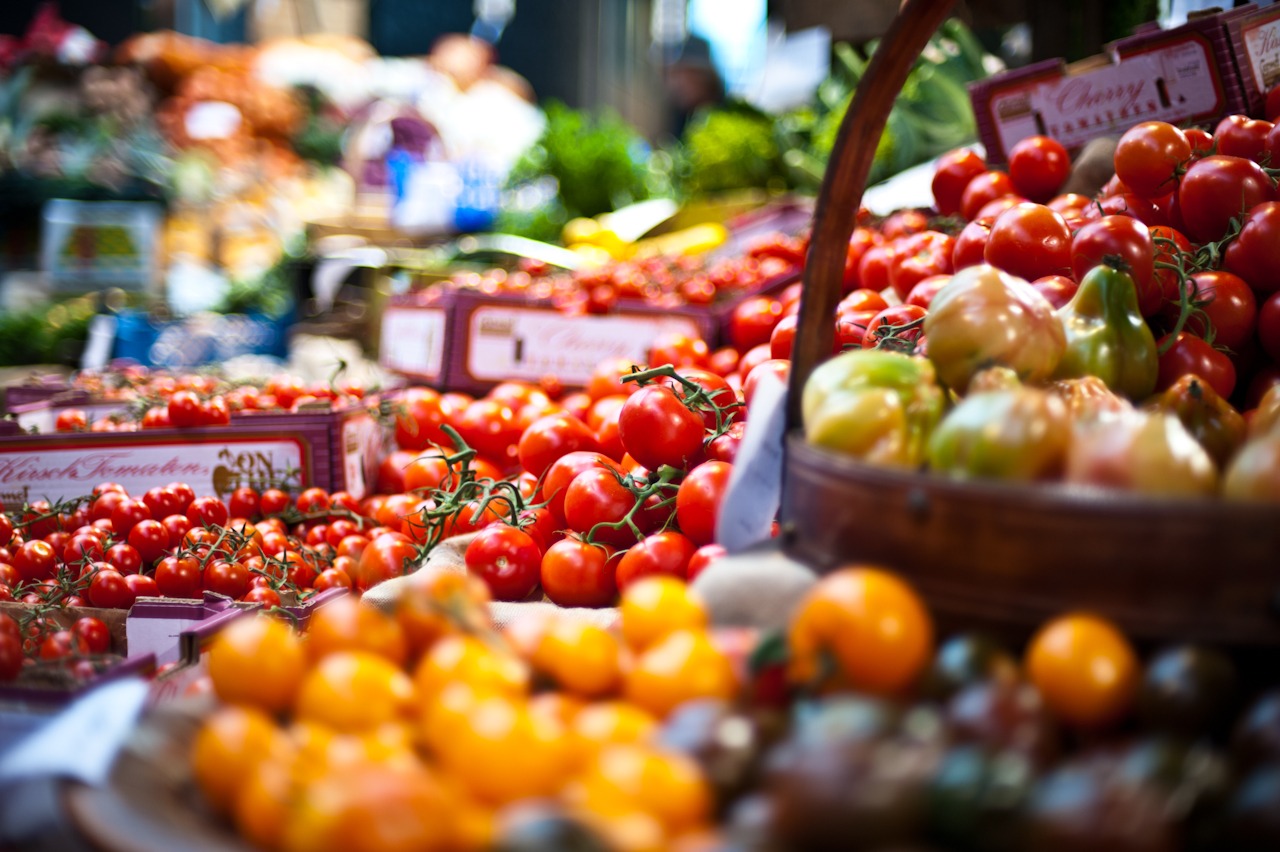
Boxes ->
[716,371,787,554]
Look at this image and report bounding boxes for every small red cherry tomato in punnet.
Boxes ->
[155,555,202,598]
[540,538,619,608]
[87,568,135,608]
[55,409,87,432]
[1177,155,1274,244]
[615,531,697,591]
[125,573,159,600]
[984,203,1072,281]
[618,385,705,471]
[960,170,1016,221]
[464,526,542,602]
[676,461,733,547]
[1156,332,1237,400]
[932,148,987,216]
[1007,135,1070,202]
[1070,216,1158,316]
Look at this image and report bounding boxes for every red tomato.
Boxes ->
[842,228,885,292]
[984,203,1072,281]
[770,313,798,360]
[13,540,56,583]
[743,360,790,408]
[857,245,896,293]
[616,532,697,591]
[1008,135,1070,201]
[960,171,1016,221]
[518,413,602,477]
[90,490,126,524]
[1070,216,1158,316]
[142,486,184,519]
[454,399,521,462]
[73,617,110,654]
[155,555,202,598]
[932,148,987,216]
[975,195,1029,221]
[125,573,159,600]
[167,390,202,428]
[618,385,705,471]
[1224,201,1280,295]
[1114,122,1191,199]
[563,468,642,549]
[676,461,733,546]
[882,210,930,240]
[540,538,619,608]
[187,496,229,529]
[127,520,168,565]
[464,526,542,601]
[1177,155,1274,244]
[889,231,954,301]
[837,288,890,318]
[1215,114,1273,162]
[952,217,995,270]
[40,630,88,661]
[708,347,741,377]
[705,421,745,463]
[0,633,20,681]
[63,533,104,566]
[905,275,950,310]
[87,568,135,608]
[1162,270,1257,352]
[648,333,709,369]
[355,534,417,591]
[111,499,152,536]
[657,368,739,432]
[728,296,784,352]
[687,544,727,583]
[542,452,624,524]
[1150,226,1194,303]
[1031,275,1079,310]
[393,387,449,451]
[203,561,250,599]
[314,568,352,592]
[1087,192,1168,228]
[55,409,88,432]
[1156,332,1237,399]
[862,305,928,350]
[1259,291,1280,363]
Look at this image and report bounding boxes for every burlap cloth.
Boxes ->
[360,535,818,632]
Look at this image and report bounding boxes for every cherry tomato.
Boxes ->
[563,468,645,549]
[542,452,624,524]
[686,544,726,582]
[1156,332,1237,399]
[464,526,542,601]
[1026,613,1138,728]
[743,360,790,408]
[204,561,250,600]
[393,387,450,451]
[1177,155,1273,244]
[1007,135,1070,202]
[932,148,986,216]
[648,333,709,369]
[960,171,1016,220]
[55,409,88,432]
[984,203,1072,281]
[837,288,890,318]
[675,461,732,547]
[856,244,895,293]
[728,296,784,352]
[295,488,331,515]
[841,227,884,292]
[72,617,110,654]
[455,399,522,462]
[167,390,203,428]
[354,534,417,592]
[905,275,950,310]
[1163,270,1257,352]
[618,385,705,471]
[88,568,135,608]
[40,630,88,661]
[187,496,229,529]
[155,555,202,598]
[13,540,56,583]
[616,532,697,591]
[1114,122,1191,199]
[888,231,954,302]
[1070,216,1158,316]
[1150,225,1194,303]
[518,413,602,478]
[125,573,159,599]
[126,520,168,566]
[540,538,619,608]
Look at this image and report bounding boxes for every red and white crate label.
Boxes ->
[1241,12,1280,94]
[988,40,1224,155]
[0,437,307,504]
[380,306,447,379]
[340,413,382,499]
[466,306,703,385]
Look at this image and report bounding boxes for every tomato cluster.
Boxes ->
[45,368,373,433]
[931,122,1280,407]
[394,237,804,315]
[0,608,114,685]
[375,371,738,607]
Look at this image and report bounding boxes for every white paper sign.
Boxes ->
[466,306,702,385]
[0,438,306,504]
[716,372,787,553]
[380,306,447,379]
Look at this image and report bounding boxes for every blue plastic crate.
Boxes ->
[112,310,290,368]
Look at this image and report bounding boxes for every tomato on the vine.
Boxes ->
[1224,201,1280,295]
[675,461,733,547]
[155,555,202,598]
[464,526,542,602]
[1177,155,1273,244]
[984,203,1071,281]
[1164,270,1258,352]
[518,413,601,478]
[1114,121,1191,199]
[618,385,705,471]
[862,305,927,350]
[616,532,697,591]
[563,468,644,549]
[1007,135,1070,202]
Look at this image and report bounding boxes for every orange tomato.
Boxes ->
[1025,612,1138,728]
[412,635,529,703]
[295,651,415,733]
[281,760,457,852]
[208,615,305,714]
[233,759,294,851]
[305,594,408,666]
[619,577,707,652]
[395,572,493,660]
[435,694,574,805]
[191,705,287,815]
[570,743,711,835]
[531,619,624,698]
[624,629,737,718]
[570,701,658,766]
[787,566,933,695]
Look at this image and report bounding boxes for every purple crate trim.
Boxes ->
[181,607,251,661]
[127,598,208,619]
[0,653,157,707]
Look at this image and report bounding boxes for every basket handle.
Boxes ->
[784,0,955,429]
